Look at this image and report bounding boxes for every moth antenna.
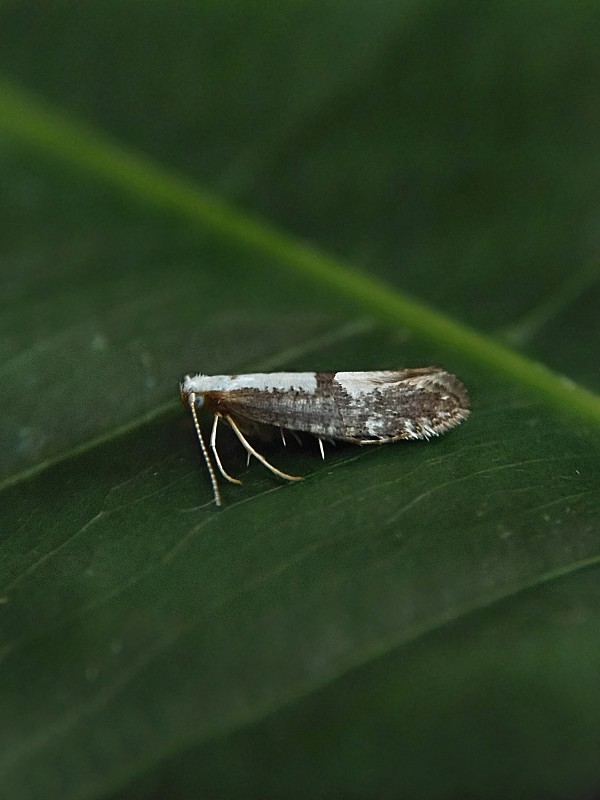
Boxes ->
[210,414,242,485]
[318,437,325,460]
[188,393,222,507]
[226,415,303,483]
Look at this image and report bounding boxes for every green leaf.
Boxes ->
[1,3,600,799]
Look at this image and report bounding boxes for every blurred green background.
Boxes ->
[1,2,600,799]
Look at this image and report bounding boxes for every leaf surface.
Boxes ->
[1,3,600,799]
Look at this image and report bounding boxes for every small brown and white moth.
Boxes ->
[180,368,469,506]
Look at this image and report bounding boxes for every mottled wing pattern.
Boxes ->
[204,368,469,444]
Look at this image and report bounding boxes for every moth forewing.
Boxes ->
[333,368,471,444]
[180,368,469,506]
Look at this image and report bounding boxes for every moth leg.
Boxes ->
[318,437,325,460]
[225,415,303,483]
[280,428,287,446]
[210,414,242,485]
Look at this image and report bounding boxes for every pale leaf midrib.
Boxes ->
[1,76,599,435]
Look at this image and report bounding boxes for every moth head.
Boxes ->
[180,375,205,409]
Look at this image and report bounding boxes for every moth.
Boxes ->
[180,368,470,506]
